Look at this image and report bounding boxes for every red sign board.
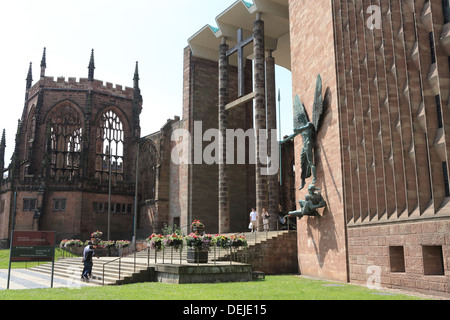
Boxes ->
[12,231,56,247]
[11,231,56,262]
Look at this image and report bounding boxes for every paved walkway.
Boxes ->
[0,269,98,290]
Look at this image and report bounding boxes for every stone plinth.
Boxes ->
[153,263,252,284]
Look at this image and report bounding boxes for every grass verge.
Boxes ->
[0,275,424,300]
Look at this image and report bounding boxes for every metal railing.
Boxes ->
[101,256,122,286]
[98,227,295,285]
[99,243,247,285]
[100,246,150,286]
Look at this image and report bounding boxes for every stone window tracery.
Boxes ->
[95,110,125,183]
[48,102,83,180]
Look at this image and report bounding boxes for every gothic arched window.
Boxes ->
[95,109,125,183]
[48,102,83,180]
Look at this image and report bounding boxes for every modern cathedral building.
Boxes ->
[179,0,450,295]
[0,0,449,296]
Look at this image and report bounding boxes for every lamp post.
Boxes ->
[133,142,140,251]
[107,147,112,241]
[278,89,282,186]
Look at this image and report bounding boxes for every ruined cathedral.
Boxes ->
[0,48,143,243]
[1,0,450,296]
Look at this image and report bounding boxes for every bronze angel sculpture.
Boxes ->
[282,74,326,190]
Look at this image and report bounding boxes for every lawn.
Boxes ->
[0,275,424,301]
[0,249,425,301]
[0,248,77,270]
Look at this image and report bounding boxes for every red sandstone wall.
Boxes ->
[289,0,348,282]
[1,189,134,242]
[5,189,135,243]
[331,0,450,295]
[39,191,135,242]
[12,191,41,232]
[348,220,450,294]
[244,231,299,275]
[40,191,83,238]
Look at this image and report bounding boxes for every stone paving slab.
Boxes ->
[0,269,98,290]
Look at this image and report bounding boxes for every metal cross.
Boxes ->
[227,29,254,97]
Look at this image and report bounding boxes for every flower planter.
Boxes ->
[94,248,105,257]
[64,246,83,256]
[192,226,205,235]
[187,249,208,264]
[191,220,205,235]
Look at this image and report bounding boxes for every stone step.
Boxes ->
[30,257,151,286]
[33,261,143,277]
[214,231,295,263]
[132,230,290,258]
[55,257,149,269]
[30,230,295,286]
[131,231,293,265]
[31,265,132,285]
[31,265,119,285]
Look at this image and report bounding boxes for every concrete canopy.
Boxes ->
[188,0,291,70]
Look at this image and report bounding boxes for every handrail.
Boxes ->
[102,256,122,286]
[101,246,152,286]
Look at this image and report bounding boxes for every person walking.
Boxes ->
[81,241,92,279]
[82,244,98,280]
[249,207,258,232]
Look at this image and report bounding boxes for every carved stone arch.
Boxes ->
[45,100,84,181]
[139,139,160,202]
[94,106,129,184]
[94,105,131,133]
[27,104,36,119]
[47,99,85,119]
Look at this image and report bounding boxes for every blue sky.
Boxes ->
[0,0,293,164]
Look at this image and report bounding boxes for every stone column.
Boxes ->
[253,14,268,231]
[266,50,279,230]
[218,38,230,233]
